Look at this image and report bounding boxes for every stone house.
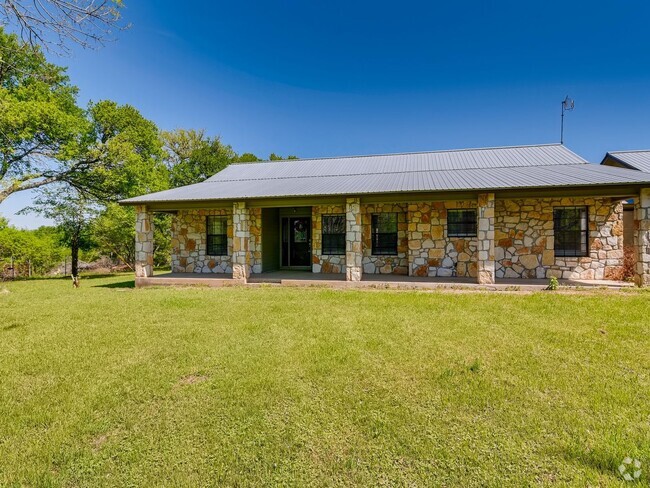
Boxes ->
[122,144,650,287]
[601,150,650,246]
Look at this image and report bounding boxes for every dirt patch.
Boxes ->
[177,374,208,386]
[91,433,109,451]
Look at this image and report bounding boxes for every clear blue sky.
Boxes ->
[3,0,650,228]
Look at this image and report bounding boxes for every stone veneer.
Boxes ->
[135,205,154,277]
[407,201,478,278]
[159,195,645,284]
[477,193,496,284]
[171,206,261,275]
[346,198,363,281]
[311,204,346,274]
[171,209,233,273]
[635,188,650,286]
[361,203,409,275]
[495,197,624,280]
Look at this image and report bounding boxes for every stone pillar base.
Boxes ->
[232,263,249,282]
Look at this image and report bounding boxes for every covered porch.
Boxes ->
[131,186,650,288]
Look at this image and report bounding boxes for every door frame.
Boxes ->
[279,213,312,270]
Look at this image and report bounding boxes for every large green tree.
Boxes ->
[161,129,237,187]
[82,100,168,199]
[0,28,88,204]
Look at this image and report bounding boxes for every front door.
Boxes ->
[281,217,311,268]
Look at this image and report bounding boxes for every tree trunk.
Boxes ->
[71,238,80,288]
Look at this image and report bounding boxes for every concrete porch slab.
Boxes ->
[136,271,633,291]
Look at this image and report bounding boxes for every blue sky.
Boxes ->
[3,0,650,228]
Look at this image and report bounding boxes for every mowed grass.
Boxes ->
[0,276,649,487]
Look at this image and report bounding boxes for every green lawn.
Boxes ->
[1,275,649,486]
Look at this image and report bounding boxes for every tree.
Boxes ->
[269,153,298,161]
[0,0,127,53]
[81,100,168,200]
[237,152,260,163]
[24,184,95,284]
[0,28,88,205]
[161,129,237,187]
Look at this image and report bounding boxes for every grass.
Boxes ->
[0,275,649,486]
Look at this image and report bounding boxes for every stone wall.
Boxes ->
[361,203,409,275]
[311,204,346,274]
[346,198,363,281]
[171,207,261,275]
[634,188,650,287]
[171,209,233,273]
[477,193,496,284]
[407,201,478,278]
[135,205,154,278]
[495,197,624,280]
[249,208,262,274]
[165,196,628,282]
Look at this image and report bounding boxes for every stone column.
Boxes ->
[232,201,250,281]
[345,197,363,281]
[634,188,650,287]
[476,193,495,284]
[135,205,154,278]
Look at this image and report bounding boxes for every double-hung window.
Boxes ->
[371,213,398,255]
[322,215,346,255]
[447,209,477,237]
[206,216,228,256]
[553,207,588,257]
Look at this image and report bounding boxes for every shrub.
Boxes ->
[546,276,559,291]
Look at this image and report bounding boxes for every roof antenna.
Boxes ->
[560,96,575,145]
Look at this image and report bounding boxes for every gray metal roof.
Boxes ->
[122,144,650,204]
[602,150,650,173]
[207,143,584,182]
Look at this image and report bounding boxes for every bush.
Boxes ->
[622,246,636,281]
[546,276,559,291]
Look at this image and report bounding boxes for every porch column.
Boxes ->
[232,201,251,281]
[476,192,495,284]
[634,188,650,287]
[135,205,154,278]
[345,197,363,281]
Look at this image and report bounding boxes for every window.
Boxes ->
[322,215,345,255]
[371,213,398,255]
[206,216,228,255]
[447,209,477,237]
[553,207,588,257]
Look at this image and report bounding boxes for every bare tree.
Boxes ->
[0,0,127,52]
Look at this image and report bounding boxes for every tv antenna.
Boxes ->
[560,96,574,144]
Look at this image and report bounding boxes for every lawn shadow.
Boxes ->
[557,444,632,482]
[93,280,135,289]
[2,322,24,332]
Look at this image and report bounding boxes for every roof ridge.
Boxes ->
[608,149,650,154]
[228,143,564,166]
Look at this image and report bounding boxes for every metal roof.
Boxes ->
[602,150,650,173]
[207,143,584,182]
[122,144,650,204]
